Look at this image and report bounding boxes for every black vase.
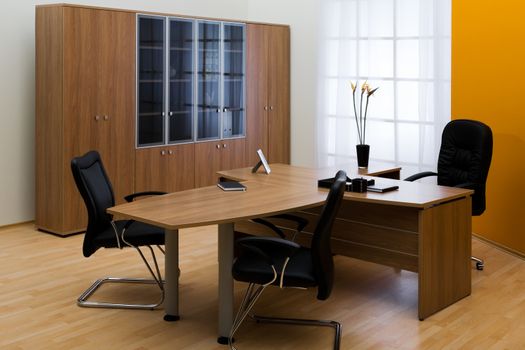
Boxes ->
[356,144,370,168]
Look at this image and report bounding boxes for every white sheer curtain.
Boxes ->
[316,0,451,176]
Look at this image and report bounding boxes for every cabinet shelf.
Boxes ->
[170,79,192,83]
[223,73,244,77]
[139,112,163,117]
[140,45,164,50]
[170,47,192,52]
[139,79,164,83]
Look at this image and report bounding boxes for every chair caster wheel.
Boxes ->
[476,262,484,271]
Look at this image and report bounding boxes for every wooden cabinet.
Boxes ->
[135,144,195,193]
[246,24,290,166]
[36,4,289,235]
[36,6,135,235]
[195,139,246,187]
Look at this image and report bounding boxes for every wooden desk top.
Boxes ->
[108,180,327,230]
[108,164,473,229]
[218,164,473,209]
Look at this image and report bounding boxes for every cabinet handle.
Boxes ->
[161,150,166,156]
[216,108,221,113]
[264,106,268,111]
[103,115,109,121]
[161,112,166,117]
[168,150,173,155]
[94,115,100,121]
[216,144,221,149]
[223,143,227,148]
[223,108,228,112]
[169,111,173,117]
[270,106,274,111]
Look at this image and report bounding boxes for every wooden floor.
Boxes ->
[1,223,524,349]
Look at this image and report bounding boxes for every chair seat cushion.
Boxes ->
[232,247,317,288]
[93,220,165,249]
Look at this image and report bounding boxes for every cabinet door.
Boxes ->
[221,138,246,171]
[168,18,194,143]
[96,10,136,203]
[135,147,172,193]
[222,23,246,139]
[195,141,222,187]
[267,26,290,164]
[245,24,269,166]
[63,7,103,230]
[196,21,221,141]
[166,144,195,192]
[137,16,166,147]
[136,144,195,193]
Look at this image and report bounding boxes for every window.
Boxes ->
[317,0,451,176]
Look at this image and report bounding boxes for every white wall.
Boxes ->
[0,0,318,226]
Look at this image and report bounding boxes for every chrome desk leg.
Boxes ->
[218,223,234,344]
[164,229,180,321]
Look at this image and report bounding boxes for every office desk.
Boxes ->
[107,179,328,343]
[108,163,473,342]
[219,164,474,321]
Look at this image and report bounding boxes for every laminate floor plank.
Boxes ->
[0,223,524,349]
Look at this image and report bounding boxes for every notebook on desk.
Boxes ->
[217,181,247,191]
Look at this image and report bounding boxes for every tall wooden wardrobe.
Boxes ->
[35,4,290,235]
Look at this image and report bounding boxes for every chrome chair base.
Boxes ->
[228,283,341,350]
[471,256,484,270]
[77,277,165,309]
[253,315,341,350]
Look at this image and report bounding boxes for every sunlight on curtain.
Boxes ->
[316,0,451,176]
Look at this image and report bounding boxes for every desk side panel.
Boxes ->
[418,196,472,320]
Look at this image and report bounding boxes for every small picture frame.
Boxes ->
[251,149,271,174]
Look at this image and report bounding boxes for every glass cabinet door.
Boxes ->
[137,16,165,146]
[197,21,221,141]
[168,19,194,143]
[222,23,245,138]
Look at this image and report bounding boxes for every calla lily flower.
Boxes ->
[350,80,379,145]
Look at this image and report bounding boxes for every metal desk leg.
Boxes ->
[217,223,234,344]
[164,229,180,321]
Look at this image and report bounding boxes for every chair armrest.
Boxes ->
[251,218,286,238]
[236,236,301,266]
[250,214,309,239]
[124,191,167,202]
[454,182,476,190]
[404,171,438,182]
[269,214,309,232]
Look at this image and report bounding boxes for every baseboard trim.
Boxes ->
[0,220,35,230]
[473,233,525,260]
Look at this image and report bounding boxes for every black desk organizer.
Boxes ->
[318,176,375,192]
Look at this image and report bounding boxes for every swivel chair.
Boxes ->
[229,170,347,350]
[405,119,493,270]
[71,150,167,309]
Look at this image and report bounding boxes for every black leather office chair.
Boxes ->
[405,119,493,270]
[228,170,347,350]
[71,150,167,309]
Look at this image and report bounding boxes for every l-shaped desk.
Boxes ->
[108,163,473,342]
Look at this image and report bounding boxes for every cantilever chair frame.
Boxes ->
[71,150,167,310]
[228,170,347,350]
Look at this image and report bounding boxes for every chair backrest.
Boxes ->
[311,170,347,300]
[70,150,115,257]
[437,119,493,216]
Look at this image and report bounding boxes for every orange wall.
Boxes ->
[452,0,525,254]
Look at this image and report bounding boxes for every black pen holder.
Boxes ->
[350,178,368,193]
